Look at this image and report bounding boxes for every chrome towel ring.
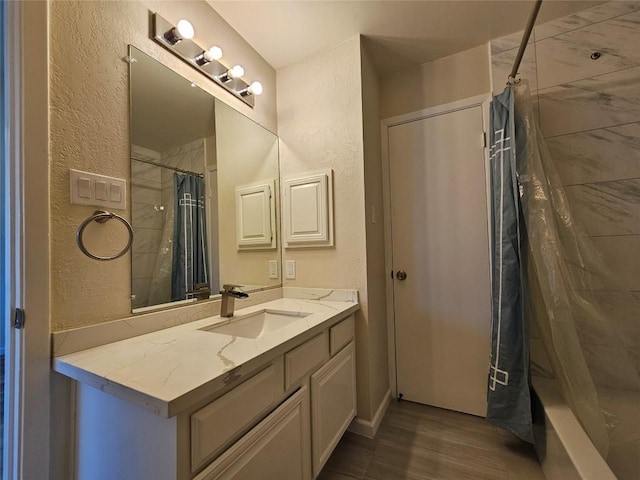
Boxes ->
[76,210,134,261]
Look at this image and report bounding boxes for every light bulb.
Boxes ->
[238,81,264,97]
[164,19,195,44]
[228,64,244,79]
[204,46,223,62]
[176,19,194,40]
[248,81,263,95]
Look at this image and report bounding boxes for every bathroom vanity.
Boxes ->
[53,294,358,480]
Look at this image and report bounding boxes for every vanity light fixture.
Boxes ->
[164,19,194,45]
[151,13,261,108]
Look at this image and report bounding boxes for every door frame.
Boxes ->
[380,94,492,400]
[3,1,51,478]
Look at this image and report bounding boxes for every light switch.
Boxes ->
[70,169,126,210]
[268,260,278,279]
[110,183,122,203]
[285,260,296,280]
[78,177,91,198]
[95,181,107,200]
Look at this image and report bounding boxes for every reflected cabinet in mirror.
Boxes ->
[129,46,280,312]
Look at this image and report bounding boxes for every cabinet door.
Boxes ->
[311,342,357,477]
[195,386,311,480]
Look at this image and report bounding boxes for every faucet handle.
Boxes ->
[222,284,243,292]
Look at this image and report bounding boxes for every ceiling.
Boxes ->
[208,0,603,74]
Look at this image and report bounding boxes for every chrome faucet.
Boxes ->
[220,284,249,317]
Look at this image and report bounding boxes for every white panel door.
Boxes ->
[388,105,491,416]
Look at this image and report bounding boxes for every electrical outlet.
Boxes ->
[285,260,296,280]
[268,260,278,279]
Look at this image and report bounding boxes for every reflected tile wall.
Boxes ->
[162,138,205,175]
[131,154,164,310]
[130,139,206,309]
[132,201,163,230]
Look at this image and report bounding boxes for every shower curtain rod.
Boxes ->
[508,0,543,84]
[132,156,204,178]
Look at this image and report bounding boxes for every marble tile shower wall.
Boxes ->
[159,139,206,256]
[130,146,163,309]
[129,140,204,309]
[491,0,640,392]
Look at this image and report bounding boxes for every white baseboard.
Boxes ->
[348,389,391,439]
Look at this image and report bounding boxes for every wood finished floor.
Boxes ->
[319,400,545,480]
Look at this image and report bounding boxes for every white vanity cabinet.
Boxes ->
[70,313,356,480]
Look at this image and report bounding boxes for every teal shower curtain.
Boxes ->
[486,85,533,442]
[487,83,611,455]
[171,173,209,301]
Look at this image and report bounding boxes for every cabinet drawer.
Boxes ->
[194,386,311,480]
[330,315,354,355]
[191,364,282,472]
[285,332,329,390]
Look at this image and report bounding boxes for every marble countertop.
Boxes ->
[53,296,358,418]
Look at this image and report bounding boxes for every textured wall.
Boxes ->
[379,44,491,119]
[49,1,276,331]
[491,2,640,478]
[360,41,390,413]
[276,37,374,418]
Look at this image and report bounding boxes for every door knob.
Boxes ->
[396,270,407,281]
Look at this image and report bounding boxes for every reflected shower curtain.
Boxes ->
[487,81,610,456]
[171,173,209,301]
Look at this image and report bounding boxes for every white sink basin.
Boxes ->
[200,309,311,339]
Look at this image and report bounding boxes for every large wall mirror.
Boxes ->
[129,46,280,312]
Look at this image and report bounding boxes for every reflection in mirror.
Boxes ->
[214,100,280,288]
[129,46,280,312]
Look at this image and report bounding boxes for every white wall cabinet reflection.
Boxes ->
[235,182,276,250]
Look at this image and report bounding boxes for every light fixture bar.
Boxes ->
[151,13,257,108]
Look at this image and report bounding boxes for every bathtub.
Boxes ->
[532,377,617,480]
